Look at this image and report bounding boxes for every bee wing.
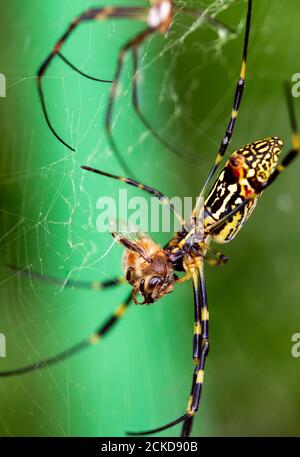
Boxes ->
[108,220,154,262]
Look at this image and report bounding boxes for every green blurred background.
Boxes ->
[0,0,300,437]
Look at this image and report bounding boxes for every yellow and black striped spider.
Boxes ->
[37,0,234,176]
[2,0,300,437]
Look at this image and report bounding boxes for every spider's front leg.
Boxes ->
[181,260,209,437]
[199,0,252,199]
[4,264,126,291]
[37,6,150,152]
[0,294,132,378]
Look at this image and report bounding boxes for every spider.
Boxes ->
[2,0,300,437]
[37,0,235,177]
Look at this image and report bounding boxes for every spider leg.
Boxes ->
[131,39,199,163]
[201,243,228,266]
[181,414,194,438]
[37,6,149,152]
[197,0,252,202]
[265,82,300,185]
[57,52,113,83]
[127,262,209,437]
[181,263,209,437]
[5,264,125,290]
[0,293,132,377]
[81,165,186,226]
[105,28,154,178]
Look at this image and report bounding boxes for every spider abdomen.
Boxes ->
[204,137,283,243]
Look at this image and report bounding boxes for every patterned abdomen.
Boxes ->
[204,137,283,243]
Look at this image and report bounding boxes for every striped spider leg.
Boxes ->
[1,265,131,376]
[5,264,126,291]
[37,1,234,176]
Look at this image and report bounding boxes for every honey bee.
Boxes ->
[112,230,175,304]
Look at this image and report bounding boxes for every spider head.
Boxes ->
[122,238,175,305]
[227,137,283,190]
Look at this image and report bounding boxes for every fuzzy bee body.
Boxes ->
[123,238,175,304]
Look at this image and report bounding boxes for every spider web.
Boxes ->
[0,0,253,437]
